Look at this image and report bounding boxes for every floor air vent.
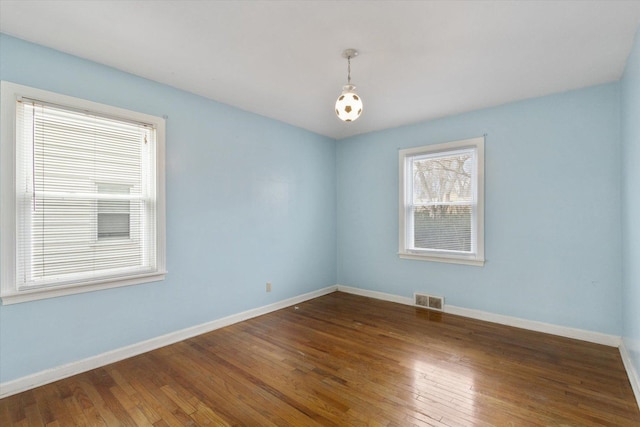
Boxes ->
[414,293,444,311]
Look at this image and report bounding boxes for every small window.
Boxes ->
[0,81,166,304]
[97,184,132,240]
[399,137,484,266]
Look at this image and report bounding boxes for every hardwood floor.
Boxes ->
[1,291,639,426]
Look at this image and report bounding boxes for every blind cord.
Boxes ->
[31,103,36,213]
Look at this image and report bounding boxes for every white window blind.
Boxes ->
[399,137,484,266]
[1,81,166,304]
[15,98,158,289]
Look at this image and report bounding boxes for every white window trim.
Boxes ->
[398,136,485,266]
[0,81,167,304]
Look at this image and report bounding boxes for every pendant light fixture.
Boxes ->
[335,48,363,122]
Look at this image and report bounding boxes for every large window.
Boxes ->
[399,137,484,265]
[1,81,166,304]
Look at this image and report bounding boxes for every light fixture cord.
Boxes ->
[347,55,351,84]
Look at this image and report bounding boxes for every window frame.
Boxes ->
[0,81,166,304]
[398,136,485,266]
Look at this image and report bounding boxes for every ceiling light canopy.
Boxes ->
[335,49,363,122]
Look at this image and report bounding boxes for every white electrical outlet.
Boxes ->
[266,282,272,292]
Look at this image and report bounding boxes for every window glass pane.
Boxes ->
[98,184,131,240]
[410,149,475,253]
[413,205,471,252]
[412,151,474,204]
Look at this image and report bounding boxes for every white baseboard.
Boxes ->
[336,285,621,347]
[337,285,414,306]
[444,305,621,347]
[0,285,338,399]
[620,339,640,410]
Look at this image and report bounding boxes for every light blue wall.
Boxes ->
[622,25,640,387]
[337,83,622,335]
[0,34,337,383]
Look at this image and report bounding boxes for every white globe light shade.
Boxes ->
[335,84,363,122]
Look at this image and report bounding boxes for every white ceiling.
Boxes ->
[1,1,640,140]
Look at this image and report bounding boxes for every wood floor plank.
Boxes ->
[1,291,639,426]
[61,395,90,426]
[151,346,286,426]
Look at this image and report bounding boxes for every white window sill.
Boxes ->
[0,271,167,305]
[398,252,485,266]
